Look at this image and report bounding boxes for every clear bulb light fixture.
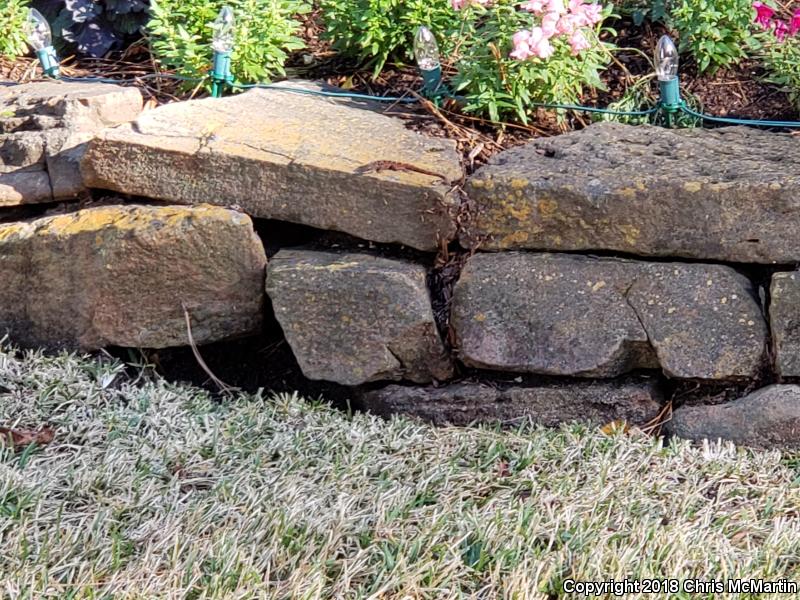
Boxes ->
[212,6,235,53]
[24,8,59,77]
[24,8,52,51]
[414,26,442,94]
[414,26,440,72]
[655,35,679,82]
[210,6,235,97]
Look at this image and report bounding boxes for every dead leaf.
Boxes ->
[497,460,511,477]
[600,420,631,435]
[0,426,55,449]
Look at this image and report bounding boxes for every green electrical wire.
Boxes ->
[230,82,418,103]
[530,102,660,117]
[45,74,800,129]
[679,104,800,129]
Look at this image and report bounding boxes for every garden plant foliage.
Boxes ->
[0,0,29,57]
[147,0,308,86]
[452,0,613,122]
[670,0,760,72]
[322,0,614,122]
[32,0,150,57]
[319,0,462,76]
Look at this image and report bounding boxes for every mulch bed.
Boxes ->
[4,11,798,171]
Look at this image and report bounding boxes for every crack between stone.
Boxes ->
[622,277,655,358]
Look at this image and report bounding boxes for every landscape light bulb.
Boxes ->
[24,8,52,51]
[414,26,441,71]
[211,6,235,53]
[655,35,679,81]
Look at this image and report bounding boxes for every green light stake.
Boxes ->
[25,9,59,78]
[655,35,682,126]
[211,51,233,98]
[414,26,444,97]
[210,6,235,97]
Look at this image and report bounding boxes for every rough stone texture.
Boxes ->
[769,272,800,377]
[451,253,766,380]
[1,81,142,205]
[360,377,664,426]
[81,85,462,251]
[463,123,800,264]
[266,250,453,385]
[668,385,800,448]
[0,204,265,350]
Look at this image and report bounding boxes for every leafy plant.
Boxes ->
[615,0,667,25]
[318,0,462,76]
[669,0,760,72]
[32,0,149,57]
[759,30,800,112]
[452,0,614,123]
[147,0,308,85]
[0,0,30,57]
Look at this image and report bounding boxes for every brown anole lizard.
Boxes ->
[354,160,453,184]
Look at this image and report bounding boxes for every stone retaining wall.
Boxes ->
[3,80,800,448]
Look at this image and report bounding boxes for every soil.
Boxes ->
[4,12,798,170]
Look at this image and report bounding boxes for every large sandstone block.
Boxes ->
[360,378,664,426]
[451,253,766,380]
[266,250,453,385]
[1,81,143,205]
[667,385,800,448]
[463,123,800,264]
[81,86,462,251]
[0,204,266,350]
[769,272,800,377]
[0,81,143,132]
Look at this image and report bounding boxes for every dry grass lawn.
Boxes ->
[1,345,799,598]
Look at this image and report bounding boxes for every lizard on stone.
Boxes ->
[355,160,451,184]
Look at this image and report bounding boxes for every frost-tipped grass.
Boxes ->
[1,346,799,598]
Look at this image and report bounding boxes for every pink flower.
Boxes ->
[510,27,554,60]
[547,0,567,15]
[774,18,789,40]
[541,11,560,37]
[510,29,534,59]
[789,9,800,36]
[753,1,775,29]
[565,1,603,26]
[579,3,604,25]
[569,29,591,54]
[530,30,555,58]
[556,14,579,35]
[521,0,547,13]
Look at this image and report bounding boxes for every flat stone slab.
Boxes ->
[1,81,142,205]
[266,250,453,385]
[668,385,800,448]
[769,271,800,376]
[451,253,766,380]
[0,204,265,350]
[360,378,663,426]
[82,86,462,251]
[463,123,800,264]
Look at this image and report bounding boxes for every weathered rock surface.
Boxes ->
[1,81,142,205]
[463,123,800,264]
[266,250,452,385]
[0,204,265,349]
[360,377,663,426]
[82,85,462,251]
[451,253,766,380]
[769,272,800,377]
[668,385,800,448]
